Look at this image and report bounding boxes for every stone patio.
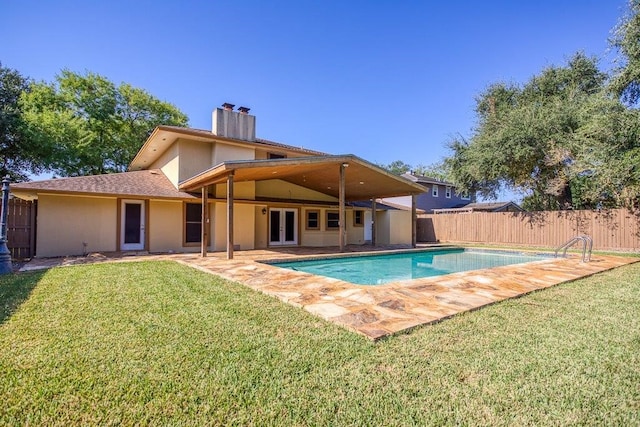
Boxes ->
[19,245,639,340]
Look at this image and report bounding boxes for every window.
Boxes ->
[184,203,202,244]
[326,211,340,229]
[268,152,286,159]
[306,210,320,230]
[353,210,364,227]
[461,192,471,200]
[445,186,452,198]
[432,185,439,197]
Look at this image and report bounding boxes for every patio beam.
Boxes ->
[227,172,234,259]
[411,194,417,248]
[339,163,346,252]
[201,186,208,257]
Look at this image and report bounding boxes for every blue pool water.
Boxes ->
[270,249,549,285]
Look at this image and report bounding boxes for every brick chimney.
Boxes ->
[212,102,256,141]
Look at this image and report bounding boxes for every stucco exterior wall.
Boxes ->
[147,200,214,253]
[212,202,256,251]
[375,210,411,245]
[36,194,117,257]
[256,180,337,202]
[254,205,268,249]
[385,210,412,244]
[149,143,179,187]
[178,139,213,183]
[212,143,255,165]
[214,182,256,200]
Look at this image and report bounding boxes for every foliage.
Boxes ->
[446,53,640,210]
[377,159,412,175]
[20,70,188,176]
[412,160,451,181]
[0,260,639,424]
[378,159,451,181]
[610,0,640,105]
[0,63,46,181]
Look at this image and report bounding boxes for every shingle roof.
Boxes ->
[11,169,197,199]
[402,173,455,187]
[159,125,327,156]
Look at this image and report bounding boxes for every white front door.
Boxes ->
[364,211,373,242]
[121,200,145,251]
[269,208,298,246]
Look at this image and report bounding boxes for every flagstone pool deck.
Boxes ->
[20,245,639,340]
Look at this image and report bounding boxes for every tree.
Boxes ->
[377,159,412,175]
[413,161,451,182]
[610,0,640,105]
[20,70,188,176]
[446,53,640,210]
[0,63,47,181]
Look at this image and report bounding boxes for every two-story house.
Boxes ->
[11,104,425,258]
[383,173,475,213]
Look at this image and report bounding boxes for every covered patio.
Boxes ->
[178,154,426,258]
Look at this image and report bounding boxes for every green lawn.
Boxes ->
[1,261,639,426]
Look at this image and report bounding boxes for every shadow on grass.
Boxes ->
[0,270,46,324]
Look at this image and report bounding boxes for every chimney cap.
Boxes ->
[222,102,235,111]
[238,106,251,114]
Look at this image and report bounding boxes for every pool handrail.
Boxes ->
[555,235,592,262]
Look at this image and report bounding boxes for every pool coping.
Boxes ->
[168,249,640,341]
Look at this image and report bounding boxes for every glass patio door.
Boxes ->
[269,208,298,246]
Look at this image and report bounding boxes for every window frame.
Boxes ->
[326,210,340,230]
[305,209,320,230]
[445,186,452,199]
[183,202,204,246]
[432,185,439,197]
[353,210,364,227]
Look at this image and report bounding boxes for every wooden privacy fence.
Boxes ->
[417,209,640,251]
[5,198,36,259]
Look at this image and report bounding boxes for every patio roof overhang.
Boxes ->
[178,154,425,200]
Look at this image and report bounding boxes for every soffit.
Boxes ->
[179,155,425,202]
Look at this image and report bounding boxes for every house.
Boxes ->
[11,104,425,258]
[382,173,475,213]
[432,201,524,214]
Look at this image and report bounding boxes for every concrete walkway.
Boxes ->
[19,246,639,340]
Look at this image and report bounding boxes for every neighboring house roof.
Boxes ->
[401,173,455,187]
[129,125,327,171]
[432,201,524,214]
[179,155,426,202]
[368,199,427,213]
[10,169,197,200]
[348,200,404,211]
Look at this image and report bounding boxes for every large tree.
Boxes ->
[20,70,188,176]
[610,0,640,105]
[446,53,640,210]
[0,63,48,181]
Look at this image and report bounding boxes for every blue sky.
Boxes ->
[0,0,629,173]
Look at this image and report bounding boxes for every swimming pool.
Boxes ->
[269,248,550,285]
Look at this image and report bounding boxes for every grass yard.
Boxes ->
[1,260,639,425]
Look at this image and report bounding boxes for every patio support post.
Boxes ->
[201,186,208,257]
[339,163,346,252]
[411,194,417,248]
[227,172,234,260]
[371,198,376,247]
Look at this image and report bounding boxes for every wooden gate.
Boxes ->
[5,198,36,259]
